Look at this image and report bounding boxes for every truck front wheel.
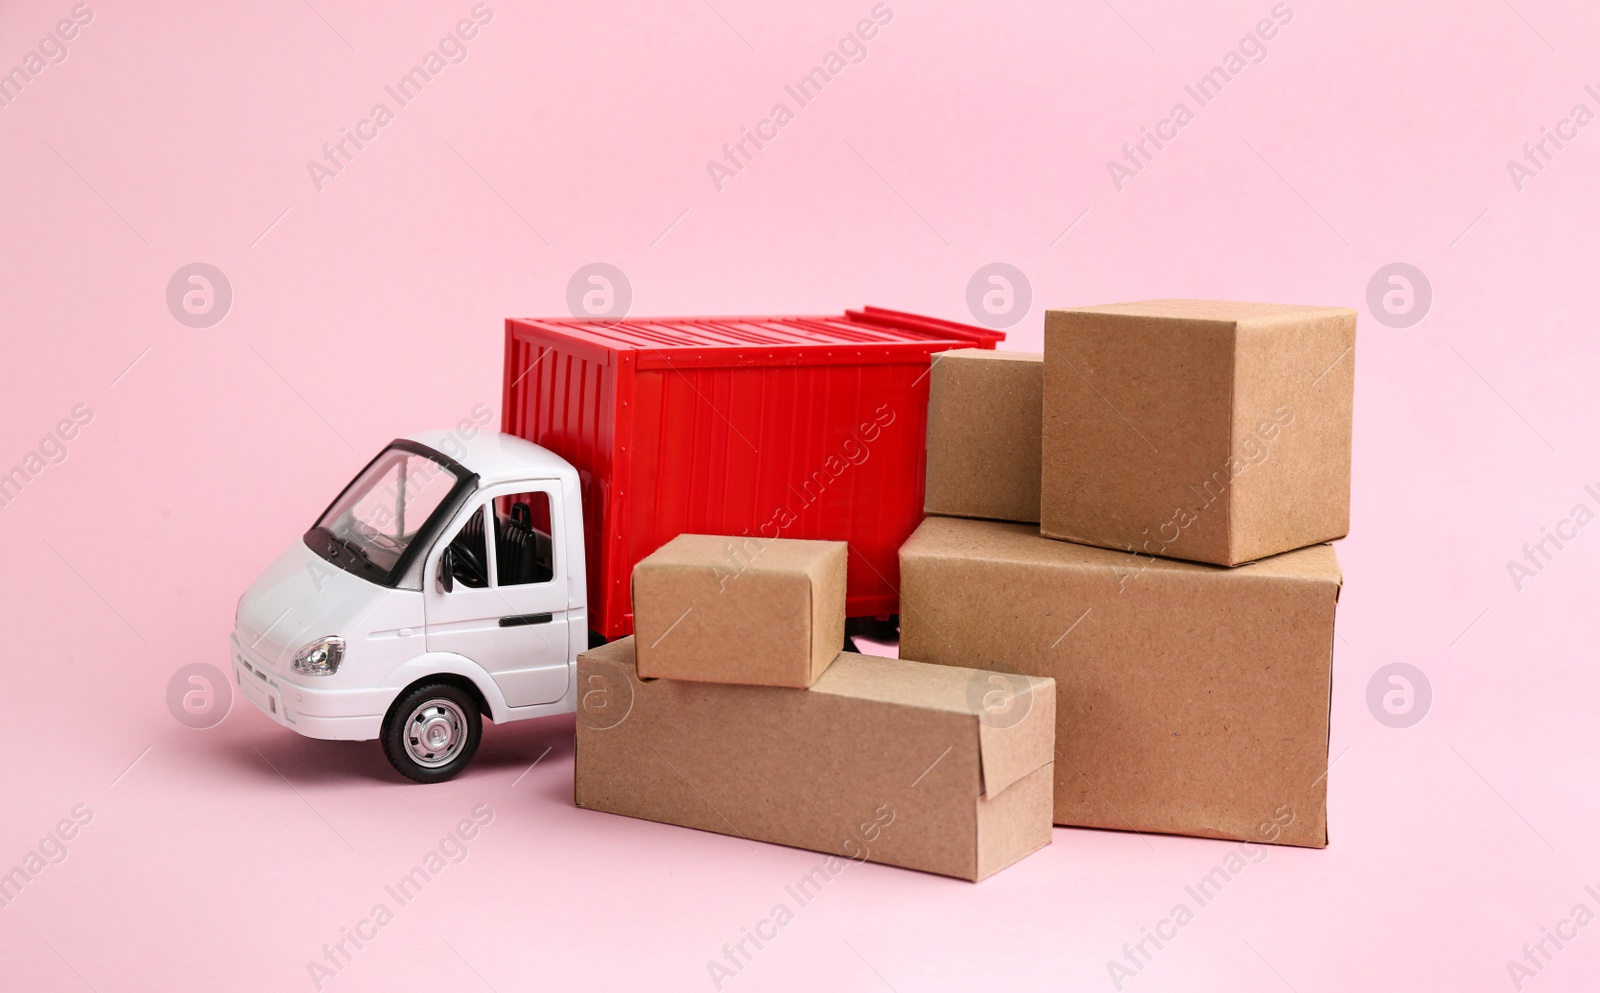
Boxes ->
[381,683,482,783]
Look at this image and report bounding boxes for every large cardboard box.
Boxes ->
[1042,299,1356,566]
[900,515,1340,848]
[575,637,1056,881]
[632,534,846,688]
[924,348,1044,523]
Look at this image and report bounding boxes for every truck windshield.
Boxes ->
[305,442,473,588]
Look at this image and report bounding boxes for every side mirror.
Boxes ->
[439,546,455,593]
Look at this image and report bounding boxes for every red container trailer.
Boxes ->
[502,306,1003,639]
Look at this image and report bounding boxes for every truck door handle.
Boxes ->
[499,613,553,627]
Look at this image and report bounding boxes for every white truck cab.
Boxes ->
[232,430,586,782]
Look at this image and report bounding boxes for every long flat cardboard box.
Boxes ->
[924,347,1043,523]
[575,637,1056,881]
[1042,299,1356,566]
[900,515,1340,848]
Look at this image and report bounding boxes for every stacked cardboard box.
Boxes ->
[908,301,1355,848]
[631,534,847,688]
[924,348,1043,523]
[575,534,1056,881]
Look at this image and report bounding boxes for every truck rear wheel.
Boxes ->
[845,615,900,646]
[381,683,482,783]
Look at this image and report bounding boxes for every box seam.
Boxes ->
[1224,321,1239,563]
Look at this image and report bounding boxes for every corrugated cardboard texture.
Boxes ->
[1042,300,1356,566]
[575,638,1056,881]
[631,535,847,688]
[925,348,1044,523]
[900,515,1340,848]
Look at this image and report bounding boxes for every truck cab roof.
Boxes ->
[404,428,573,486]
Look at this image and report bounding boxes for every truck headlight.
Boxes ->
[292,636,346,676]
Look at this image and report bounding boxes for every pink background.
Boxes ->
[3,0,1597,990]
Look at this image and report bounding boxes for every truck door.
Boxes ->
[423,483,571,707]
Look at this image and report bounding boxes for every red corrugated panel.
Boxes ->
[503,309,1001,638]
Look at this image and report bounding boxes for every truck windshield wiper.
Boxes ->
[329,534,373,565]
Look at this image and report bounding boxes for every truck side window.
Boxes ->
[493,491,554,586]
[444,505,490,589]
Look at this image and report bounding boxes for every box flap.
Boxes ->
[812,653,1055,796]
[975,677,1056,797]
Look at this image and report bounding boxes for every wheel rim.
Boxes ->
[402,699,469,768]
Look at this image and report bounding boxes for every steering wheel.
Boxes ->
[451,542,487,586]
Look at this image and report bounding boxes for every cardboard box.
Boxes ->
[574,637,1056,881]
[924,348,1043,523]
[900,515,1340,848]
[1042,299,1356,566]
[631,534,846,688]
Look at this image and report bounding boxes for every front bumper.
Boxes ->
[230,634,386,741]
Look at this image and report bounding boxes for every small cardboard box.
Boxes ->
[575,637,1056,881]
[1042,299,1356,566]
[925,348,1044,524]
[632,534,846,688]
[900,515,1340,848]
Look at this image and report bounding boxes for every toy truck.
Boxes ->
[231,307,1001,781]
